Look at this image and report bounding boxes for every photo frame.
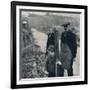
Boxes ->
[11,1,88,89]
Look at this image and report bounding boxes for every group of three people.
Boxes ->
[46,22,77,77]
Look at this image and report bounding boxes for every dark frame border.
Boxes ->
[11,1,88,89]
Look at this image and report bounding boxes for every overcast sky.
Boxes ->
[21,11,80,19]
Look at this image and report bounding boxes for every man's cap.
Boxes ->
[22,21,28,24]
[61,22,70,27]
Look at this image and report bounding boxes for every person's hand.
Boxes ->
[44,71,48,75]
[56,59,62,65]
[73,58,76,61]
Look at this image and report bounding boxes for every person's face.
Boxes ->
[23,23,28,29]
[49,28,53,33]
[67,25,71,30]
[64,27,67,31]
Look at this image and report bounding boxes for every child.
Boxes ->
[46,45,56,77]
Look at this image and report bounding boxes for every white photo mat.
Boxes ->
[16,5,85,85]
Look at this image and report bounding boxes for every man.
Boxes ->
[59,22,77,76]
[45,28,56,77]
[46,26,64,77]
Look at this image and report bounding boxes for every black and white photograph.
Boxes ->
[11,1,87,89]
[20,10,80,78]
